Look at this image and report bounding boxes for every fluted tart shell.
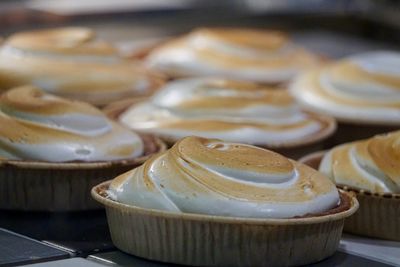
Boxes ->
[0,134,166,211]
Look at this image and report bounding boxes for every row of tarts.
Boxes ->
[0,27,399,267]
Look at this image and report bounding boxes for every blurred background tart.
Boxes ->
[0,27,165,106]
[290,51,400,145]
[0,85,165,211]
[104,77,336,159]
[146,28,323,84]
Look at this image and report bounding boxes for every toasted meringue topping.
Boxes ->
[119,78,334,147]
[109,136,340,218]
[0,86,144,162]
[146,28,321,83]
[290,51,400,125]
[0,27,163,105]
[320,131,400,193]
[6,27,117,56]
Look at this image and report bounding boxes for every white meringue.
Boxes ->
[320,130,400,193]
[119,78,335,147]
[0,27,163,105]
[0,86,144,162]
[290,51,400,125]
[109,136,340,218]
[146,28,321,83]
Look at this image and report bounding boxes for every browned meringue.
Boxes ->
[119,77,335,147]
[0,27,163,105]
[320,131,400,193]
[291,51,400,125]
[109,136,340,218]
[146,28,321,83]
[0,85,144,162]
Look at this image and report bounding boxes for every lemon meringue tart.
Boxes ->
[0,86,165,211]
[92,136,358,267]
[300,131,400,241]
[290,51,400,144]
[104,77,336,159]
[0,27,164,106]
[146,28,322,84]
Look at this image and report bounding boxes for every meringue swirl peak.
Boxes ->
[0,86,144,162]
[109,136,340,218]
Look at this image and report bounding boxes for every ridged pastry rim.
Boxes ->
[102,97,337,148]
[92,180,358,224]
[0,134,166,169]
[299,151,400,198]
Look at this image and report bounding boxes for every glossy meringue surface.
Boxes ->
[0,27,162,105]
[0,86,144,162]
[320,131,400,193]
[146,28,321,83]
[109,136,340,218]
[119,78,334,146]
[290,51,400,125]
